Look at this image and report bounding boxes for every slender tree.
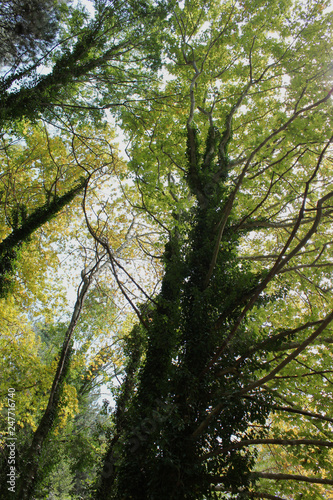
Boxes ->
[15,260,100,500]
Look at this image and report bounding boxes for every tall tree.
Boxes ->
[0,0,168,126]
[93,0,333,499]
[15,259,100,500]
[1,1,333,499]
[0,0,66,66]
[0,0,169,297]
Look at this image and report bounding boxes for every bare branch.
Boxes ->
[82,176,149,329]
[253,472,333,486]
[205,438,333,459]
[273,405,333,424]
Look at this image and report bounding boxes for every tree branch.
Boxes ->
[0,178,87,297]
[273,405,333,424]
[239,308,333,395]
[205,438,333,458]
[202,95,333,290]
[253,472,333,486]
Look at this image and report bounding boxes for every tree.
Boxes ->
[0,0,168,126]
[0,0,169,294]
[0,0,65,66]
[0,104,167,499]
[15,260,100,500]
[92,1,333,499]
[1,1,333,499]
[0,114,155,498]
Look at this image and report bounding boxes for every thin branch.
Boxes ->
[239,308,333,394]
[82,177,149,329]
[205,438,333,458]
[253,472,333,486]
[249,493,287,500]
[273,405,333,424]
[215,319,323,379]
[274,337,333,351]
[202,94,333,290]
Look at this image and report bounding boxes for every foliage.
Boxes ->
[1,1,333,500]
[0,0,169,126]
[95,0,333,498]
[0,0,67,66]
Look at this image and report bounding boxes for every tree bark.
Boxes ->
[254,472,333,486]
[205,438,333,458]
[16,263,97,500]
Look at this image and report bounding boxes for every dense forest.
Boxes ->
[0,0,333,499]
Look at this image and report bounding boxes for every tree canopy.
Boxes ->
[0,0,66,66]
[1,1,333,499]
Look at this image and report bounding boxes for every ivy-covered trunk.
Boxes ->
[96,125,273,499]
